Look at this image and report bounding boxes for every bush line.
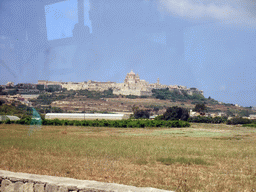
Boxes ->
[188,116,255,125]
[1,118,190,128]
[188,116,227,124]
[2,116,255,127]
[242,124,256,128]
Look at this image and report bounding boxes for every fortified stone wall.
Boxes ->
[0,170,172,192]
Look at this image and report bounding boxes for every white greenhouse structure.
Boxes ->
[0,115,20,121]
[45,113,129,120]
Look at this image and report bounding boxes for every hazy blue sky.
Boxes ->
[0,0,255,107]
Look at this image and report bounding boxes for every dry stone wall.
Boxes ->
[0,170,173,192]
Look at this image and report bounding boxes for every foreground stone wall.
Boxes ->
[0,170,172,192]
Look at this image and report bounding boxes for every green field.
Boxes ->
[1,123,256,191]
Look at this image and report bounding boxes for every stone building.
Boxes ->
[187,87,204,96]
[113,70,153,96]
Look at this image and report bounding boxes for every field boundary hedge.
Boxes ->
[2,116,254,127]
[188,116,254,125]
[1,118,190,128]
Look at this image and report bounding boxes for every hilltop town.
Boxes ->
[37,70,203,97]
[1,70,256,119]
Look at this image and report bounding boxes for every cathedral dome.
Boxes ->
[128,70,135,75]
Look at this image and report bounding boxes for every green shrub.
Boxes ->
[68,120,74,126]
[42,119,48,125]
[251,120,256,124]
[5,119,11,124]
[118,120,127,128]
[81,120,89,126]
[137,120,146,128]
[18,116,31,125]
[46,120,54,125]
[168,120,180,127]
[63,120,69,126]
[52,119,62,126]
[188,116,227,124]
[154,115,164,120]
[74,120,82,126]
[154,120,163,127]
[242,124,256,128]
[227,117,252,125]
[127,121,135,128]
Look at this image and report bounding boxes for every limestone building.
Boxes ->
[113,70,153,96]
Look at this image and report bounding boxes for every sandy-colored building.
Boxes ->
[249,115,256,120]
[113,70,153,96]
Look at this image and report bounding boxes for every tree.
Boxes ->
[162,106,189,121]
[0,100,5,106]
[134,109,150,119]
[226,110,235,117]
[132,105,139,114]
[239,110,250,117]
[132,105,150,119]
[153,106,160,114]
[194,103,207,113]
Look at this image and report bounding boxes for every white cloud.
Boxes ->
[157,0,256,28]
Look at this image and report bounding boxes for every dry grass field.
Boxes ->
[1,123,256,191]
